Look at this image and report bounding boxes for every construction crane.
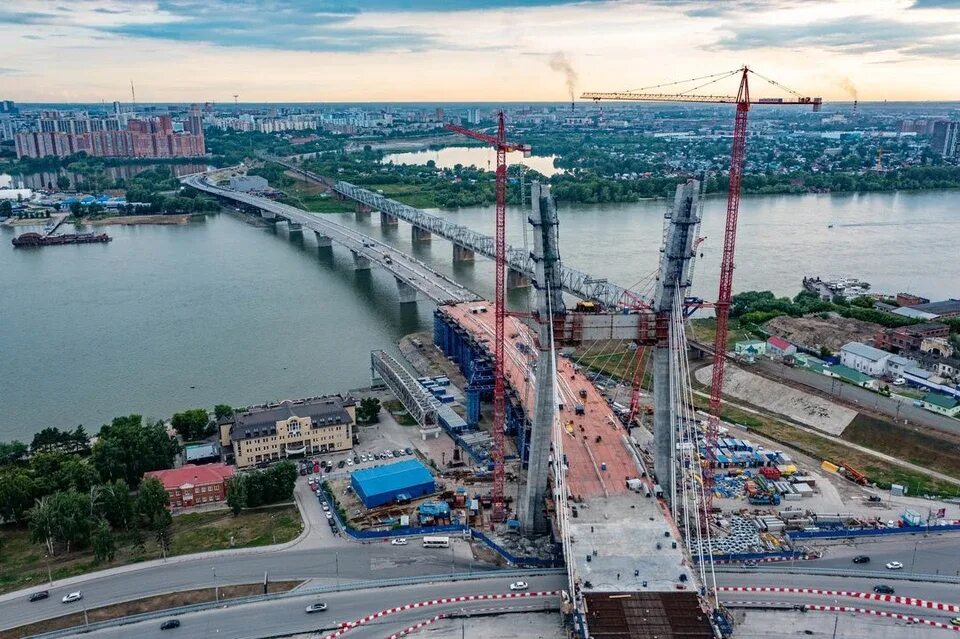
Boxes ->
[445,112,530,522]
[583,67,821,517]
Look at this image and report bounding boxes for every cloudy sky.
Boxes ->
[1,0,959,103]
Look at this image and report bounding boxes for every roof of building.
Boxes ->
[145,463,234,490]
[233,397,351,441]
[887,354,916,367]
[767,336,793,350]
[840,341,890,362]
[923,393,960,410]
[351,459,434,496]
[892,307,938,320]
[184,443,220,462]
[828,364,875,384]
[909,299,960,317]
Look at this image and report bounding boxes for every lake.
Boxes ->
[1,188,957,440]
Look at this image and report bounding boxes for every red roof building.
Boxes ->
[144,463,235,510]
[766,336,797,357]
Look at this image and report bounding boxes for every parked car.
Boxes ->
[29,591,49,602]
[509,581,528,591]
[885,561,904,570]
[337,460,345,469]
[391,538,408,546]
[852,556,870,564]
[321,503,330,512]
[61,592,83,604]
[346,459,354,467]
[393,449,402,457]
[325,511,333,519]
[160,619,181,630]
[867,496,882,502]
[305,602,328,614]
[404,447,413,455]
[742,560,758,568]
[873,585,895,594]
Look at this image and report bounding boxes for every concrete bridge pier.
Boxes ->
[380,212,398,227]
[453,245,475,262]
[352,250,371,270]
[355,204,372,221]
[313,231,332,248]
[260,209,277,221]
[286,222,303,237]
[395,277,417,304]
[411,226,432,242]
[507,268,531,288]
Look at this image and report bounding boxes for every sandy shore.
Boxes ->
[83,214,192,225]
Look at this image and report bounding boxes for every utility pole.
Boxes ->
[831,614,839,639]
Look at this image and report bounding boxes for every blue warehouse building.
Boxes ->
[351,459,436,508]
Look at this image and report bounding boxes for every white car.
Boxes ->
[321,503,330,512]
[325,511,333,519]
[391,538,408,546]
[305,602,328,613]
[346,459,354,466]
[886,561,904,570]
[509,581,528,591]
[62,591,83,603]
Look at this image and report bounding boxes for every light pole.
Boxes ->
[213,567,218,602]
[335,551,340,589]
[911,540,921,573]
[44,554,53,585]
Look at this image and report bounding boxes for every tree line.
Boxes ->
[226,462,298,514]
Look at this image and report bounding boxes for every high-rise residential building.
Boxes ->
[0,100,16,114]
[931,120,959,158]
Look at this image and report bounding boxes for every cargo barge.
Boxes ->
[12,232,112,247]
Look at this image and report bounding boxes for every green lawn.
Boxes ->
[0,505,301,595]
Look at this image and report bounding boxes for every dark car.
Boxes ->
[404,447,413,455]
[873,585,895,595]
[29,591,49,602]
[160,619,181,630]
[868,496,882,502]
[337,460,345,469]
[852,555,871,564]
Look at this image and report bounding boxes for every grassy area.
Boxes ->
[689,318,754,348]
[383,399,418,426]
[0,581,301,639]
[691,390,960,496]
[842,413,960,482]
[0,505,301,596]
[365,183,437,209]
[279,178,354,214]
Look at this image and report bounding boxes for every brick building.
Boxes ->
[144,463,235,510]
[874,323,950,353]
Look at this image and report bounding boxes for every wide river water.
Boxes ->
[2,188,957,440]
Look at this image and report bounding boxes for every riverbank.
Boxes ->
[82,214,193,225]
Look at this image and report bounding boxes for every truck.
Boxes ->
[748,494,781,506]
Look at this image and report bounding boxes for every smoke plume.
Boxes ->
[548,52,579,102]
[836,77,858,101]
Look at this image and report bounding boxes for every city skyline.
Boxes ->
[2,0,960,103]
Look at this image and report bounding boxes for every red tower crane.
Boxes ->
[583,67,821,515]
[445,112,531,522]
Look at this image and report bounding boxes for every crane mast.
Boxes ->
[444,113,530,523]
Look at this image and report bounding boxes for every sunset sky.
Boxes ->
[2,0,959,103]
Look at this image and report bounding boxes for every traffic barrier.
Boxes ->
[321,591,561,639]
[788,524,960,540]
[717,586,960,613]
[712,564,960,584]
[804,604,960,632]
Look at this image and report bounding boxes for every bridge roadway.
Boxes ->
[182,174,480,306]
[268,157,642,309]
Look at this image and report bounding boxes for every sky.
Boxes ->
[1,0,960,103]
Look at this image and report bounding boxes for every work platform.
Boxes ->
[436,303,695,600]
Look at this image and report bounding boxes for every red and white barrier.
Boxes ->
[805,604,960,632]
[717,586,960,613]
[321,591,560,639]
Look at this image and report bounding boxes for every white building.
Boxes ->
[839,342,891,377]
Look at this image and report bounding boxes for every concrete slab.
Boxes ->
[731,609,948,638]
[696,364,857,436]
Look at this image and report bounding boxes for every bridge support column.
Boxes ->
[507,268,530,289]
[287,222,303,237]
[380,212,398,227]
[453,245,475,262]
[260,209,276,221]
[395,277,417,304]
[352,250,371,270]
[411,226,432,242]
[355,204,371,221]
[313,231,332,248]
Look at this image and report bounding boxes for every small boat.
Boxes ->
[827,224,834,228]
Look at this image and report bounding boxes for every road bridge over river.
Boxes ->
[182,174,480,306]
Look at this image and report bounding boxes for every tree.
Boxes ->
[0,200,12,218]
[226,475,247,515]
[214,404,234,421]
[0,471,37,523]
[56,175,71,191]
[0,440,28,465]
[28,495,57,556]
[69,202,83,219]
[137,477,171,531]
[171,409,212,441]
[355,398,381,424]
[92,520,116,563]
[72,425,90,454]
[91,415,178,487]
[98,479,134,531]
[56,458,101,493]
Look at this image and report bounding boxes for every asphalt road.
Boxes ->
[712,571,960,604]
[54,575,564,639]
[750,359,960,435]
[1,542,489,631]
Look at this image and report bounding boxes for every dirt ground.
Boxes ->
[764,314,880,353]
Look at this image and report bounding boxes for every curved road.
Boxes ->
[43,576,564,639]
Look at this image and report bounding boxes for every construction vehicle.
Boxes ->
[575,404,585,415]
[840,461,868,486]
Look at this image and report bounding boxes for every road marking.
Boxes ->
[717,586,960,613]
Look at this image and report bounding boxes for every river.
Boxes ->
[1,188,957,440]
